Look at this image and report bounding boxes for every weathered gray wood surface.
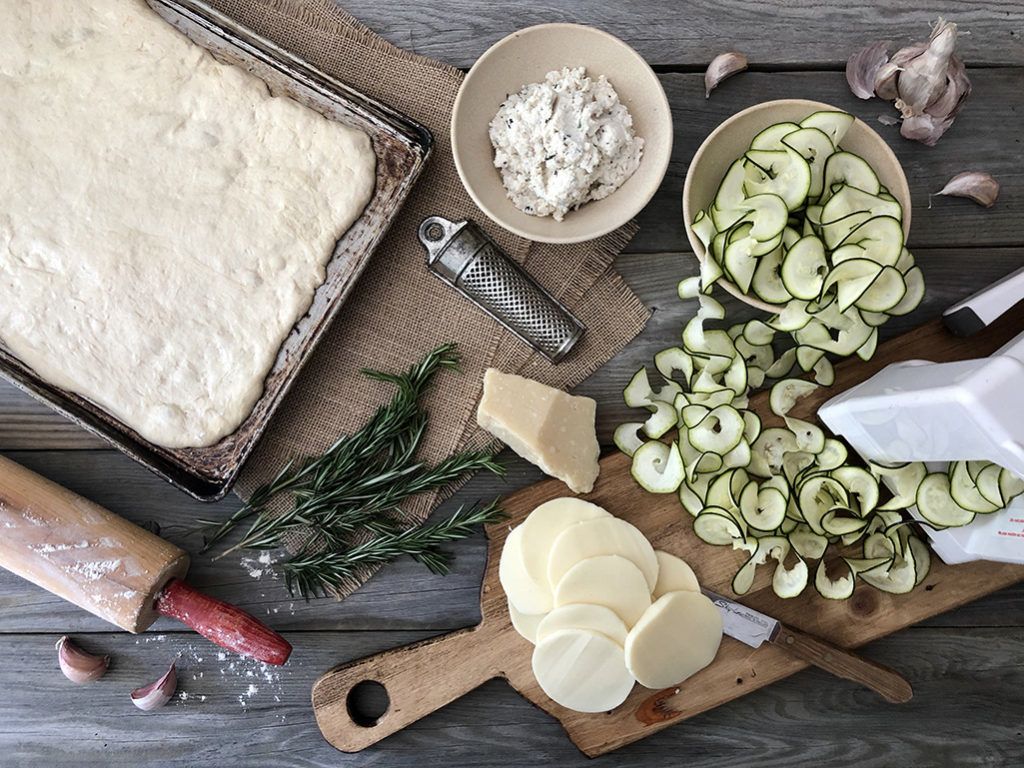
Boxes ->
[2,2,1023,766]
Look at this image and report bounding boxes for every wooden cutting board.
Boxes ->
[312,307,1024,757]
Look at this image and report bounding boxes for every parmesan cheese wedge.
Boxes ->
[536,603,629,647]
[652,550,701,598]
[553,555,652,628]
[476,369,600,494]
[624,590,723,689]
[532,629,636,713]
[547,517,659,594]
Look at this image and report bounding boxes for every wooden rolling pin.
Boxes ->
[0,454,291,665]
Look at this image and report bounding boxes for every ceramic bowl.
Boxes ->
[682,98,911,311]
[451,23,673,244]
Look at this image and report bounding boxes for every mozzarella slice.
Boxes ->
[547,517,659,593]
[652,550,701,598]
[532,629,636,713]
[499,526,552,614]
[553,555,652,628]
[519,497,609,591]
[508,602,546,644]
[624,590,723,689]
[536,603,628,647]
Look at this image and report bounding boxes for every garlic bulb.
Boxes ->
[56,635,109,683]
[933,171,1000,208]
[704,52,748,98]
[131,663,178,711]
[846,19,971,145]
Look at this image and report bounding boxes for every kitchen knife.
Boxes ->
[702,588,913,703]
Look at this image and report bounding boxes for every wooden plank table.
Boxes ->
[2,3,1023,765]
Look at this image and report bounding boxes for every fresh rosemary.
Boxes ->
[200,344,505,599]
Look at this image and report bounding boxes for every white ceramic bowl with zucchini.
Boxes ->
[682,99,914,314]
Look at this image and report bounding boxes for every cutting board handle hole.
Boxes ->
[346,680,390,727]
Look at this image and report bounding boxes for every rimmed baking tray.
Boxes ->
[0,0,432,501]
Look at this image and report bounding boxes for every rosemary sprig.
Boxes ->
[199,343,505,600]
[281,499,506,599]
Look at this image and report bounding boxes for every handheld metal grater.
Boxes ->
[418,216,586,363]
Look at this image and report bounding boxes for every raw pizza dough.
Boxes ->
[0,0,376,448]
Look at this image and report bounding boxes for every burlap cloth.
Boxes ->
[211,0,651,595]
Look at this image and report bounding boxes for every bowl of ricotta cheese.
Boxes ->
[452,24,673,244]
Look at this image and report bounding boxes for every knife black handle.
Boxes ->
[770,622,913,703]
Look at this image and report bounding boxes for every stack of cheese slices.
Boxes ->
[499,498,723,712]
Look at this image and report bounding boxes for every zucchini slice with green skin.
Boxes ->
[816,439,849,470]
[624,367,653,407]
[780,235,828,300]
[782,127,835,200]
[677,275,703,299]
[713,158,749,212]
[744,148,812,211]
[642,400,678,439]
[688,404,746,454]
[765,346,798,378]
[855,266,907,312]
[814,557,854,600]
[768,300,813,332]
[837,215,904,267]
[769,378,819,417]
[613,422,646,457]
[739,479,788,531]
[631,440,685,493]
[773,553,809,599]
[916,472,976,527]
[822,151,881,197]
[948,460,1000,513]
[691,211,716,250]
[750,121,800,151]
[654,346,693,384]
[831,466,880,516]
[821,185,902,226]
[858,547,917,594]
[824,261,882,313]
[1000,469,1024,503]
[812,356,835,385]
[800,111,855,147]
[886,266,925,316]
[790,525,829,559]
[694,507,746,546]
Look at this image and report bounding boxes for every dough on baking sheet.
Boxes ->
[0,0,376,448]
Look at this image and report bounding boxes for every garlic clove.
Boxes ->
[934,171,1000,208]
[873,61,903,101]
[900,113,954,146]
[925,61,971,118]
[131,662,177,711]
[704,52,748,98]
[56,635,109,684]
[846,41,890,99]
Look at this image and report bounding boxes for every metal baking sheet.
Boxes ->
[0,0,432,501]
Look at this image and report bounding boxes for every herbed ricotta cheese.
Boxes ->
[0,0,376,449]
[488,67,643,221]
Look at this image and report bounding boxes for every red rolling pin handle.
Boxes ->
[156,579,292,666]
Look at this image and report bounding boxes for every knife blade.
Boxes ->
[701,588,913,703]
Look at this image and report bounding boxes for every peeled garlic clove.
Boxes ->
[704,52,748,98]
[131,662,177,711]
[935,171,1000,208]
[56,635,109,684]
[846,41,890,99]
